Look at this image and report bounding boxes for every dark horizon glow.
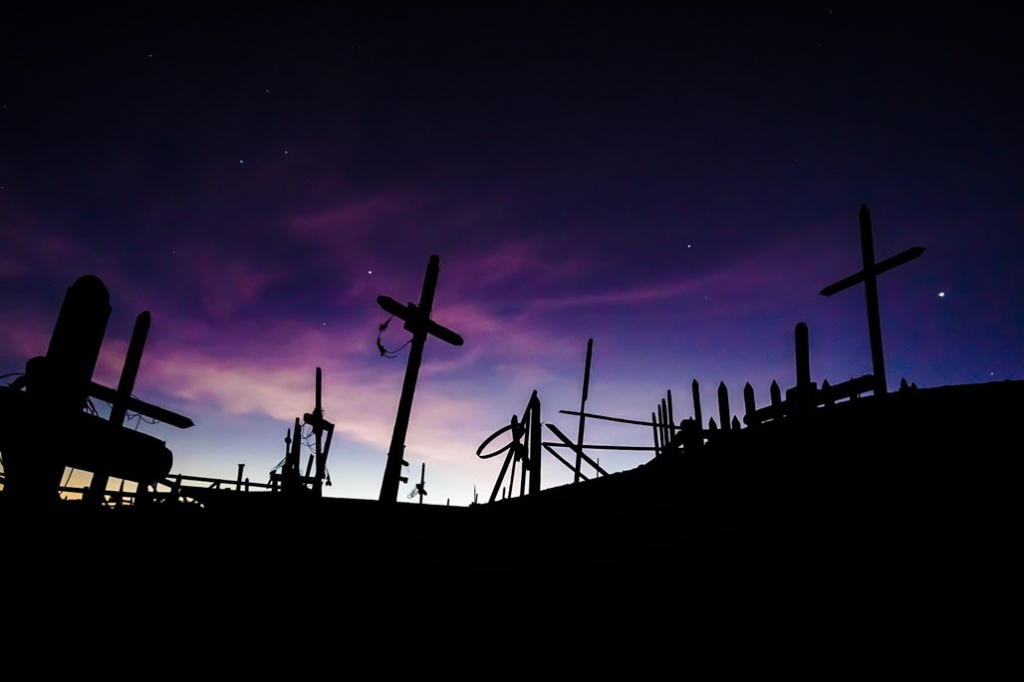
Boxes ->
[1,5,1021,504]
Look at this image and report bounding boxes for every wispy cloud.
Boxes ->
[526,237,835,313]
[184,247,287,319]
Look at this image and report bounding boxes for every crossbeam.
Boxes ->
[88,381,194,429]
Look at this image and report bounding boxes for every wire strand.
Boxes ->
[376,315,411,358]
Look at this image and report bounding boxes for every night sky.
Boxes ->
[2,4,1021,504]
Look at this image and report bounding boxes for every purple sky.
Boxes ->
[2,5,1021,504]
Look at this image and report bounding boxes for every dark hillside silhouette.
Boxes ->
[0,207,1019,643]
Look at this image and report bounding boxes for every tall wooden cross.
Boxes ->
[820,205,925,396]
[377,255,463,503]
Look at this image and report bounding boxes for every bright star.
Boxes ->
[938,292,945,297]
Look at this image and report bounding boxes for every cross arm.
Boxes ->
[820,246,926,296]
[88,381,194,429]
[376,296,464,346]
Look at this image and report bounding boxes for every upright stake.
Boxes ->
[692,379,703,429]
[718,382,731,432]
[743,382,756,429]
[860,207,886,395]
[652,410,660,456]
[416,462,426,504]
[666,390,675,436]
[87,310,150,505]
[573,338,593,484]
[527,392,541,495]
[314,367,323,490]
[795,321,812,413]
[660,398,669,448]
[287,417,302,493]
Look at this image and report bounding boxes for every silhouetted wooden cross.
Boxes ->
[820,205,925,396]
[377,255,463,503]
[302,366,334,497]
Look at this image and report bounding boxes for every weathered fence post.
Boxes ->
[793,321,814,414]
[692,379,703,429]
[573,338,593,484]
[743,382,756,429]
[652,410,660,456]
[527,391,542,495]
[718,381,731,432]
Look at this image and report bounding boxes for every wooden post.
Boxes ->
[279,427,290,492]
[651,410,660,457]
[287,417,302,494]
[860,207,886,395]
[795,322,811,390]
[236,463,244,491]
[666,390,675,432]
[378,255,465,503]
[302,367,334,497]
[518,415,528,498]
[795,321,812,413]
[821,380,834,407]
[718,381,731,432]
[33,276,110,502]
[692,379,703,429]
[87,310,150,505]
[574,338,593,484]
[313,367,323,492]
[415,463,426,504]
[527,391,541,495]
[660,398,670,449]
[743,382,756,429]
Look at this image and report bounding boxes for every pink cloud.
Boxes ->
[0,309,54,367]
[184,247,285,319]
[286,192,431,268]
[0,204,134,288]
[443,236,591,294]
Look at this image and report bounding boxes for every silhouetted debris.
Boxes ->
[0,209,1020,616]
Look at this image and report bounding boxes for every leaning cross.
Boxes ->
[820,205,925,396]
[377,255,464,503]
